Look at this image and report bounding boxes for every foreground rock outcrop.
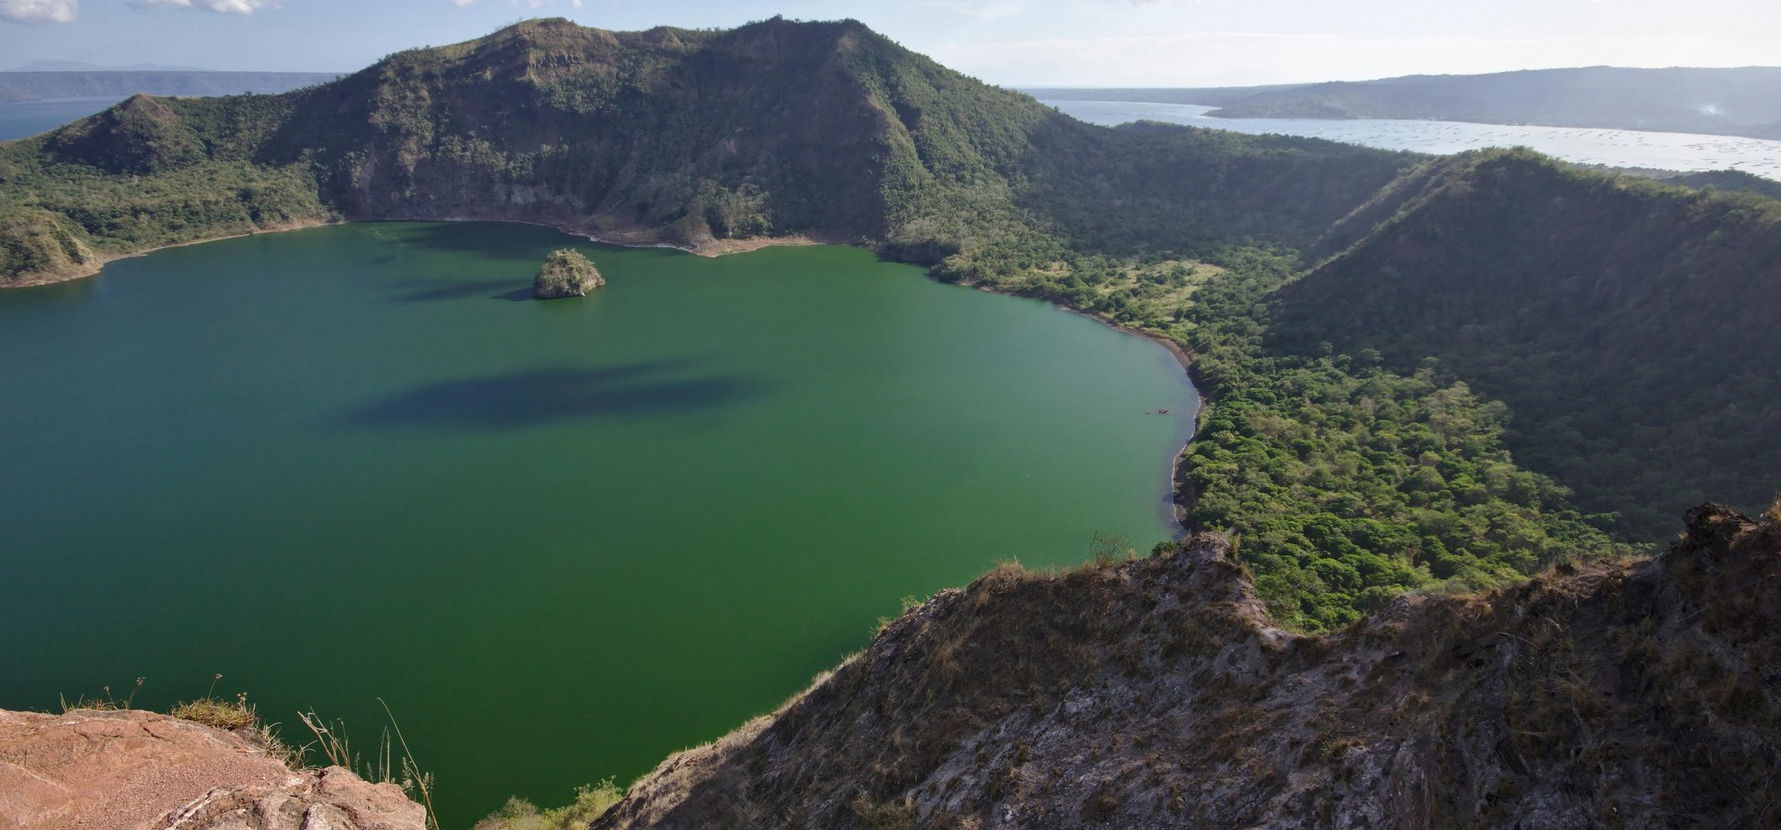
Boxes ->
[0,708,425,830]
[597,504,1781,829]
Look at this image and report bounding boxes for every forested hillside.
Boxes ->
[951,242,1627,631]
[1275,149,1781,539]
[1659,168,1781,200]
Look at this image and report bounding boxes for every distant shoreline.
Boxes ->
[375,215,835,259]
[1042,98,1781,183]
[0,216,829,290]
[0,70,343,105]
[0,217,340,290]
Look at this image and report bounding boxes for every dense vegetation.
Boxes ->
[1659,168,1781,201]
[956,244,1625,631]
[0,93,331,282]
[1275,150,1781,540]
[1175,250,1625,629]
[533,248,603,298]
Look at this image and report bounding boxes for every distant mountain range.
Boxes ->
[1025,66,1781,140]
[0,70,342,103]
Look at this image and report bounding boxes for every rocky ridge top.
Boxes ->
[596,503,1781,829]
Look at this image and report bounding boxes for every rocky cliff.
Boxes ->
[594,503,1781,829]
[0,708,426,830]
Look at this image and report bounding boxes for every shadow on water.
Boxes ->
[389,221,571,255]
[383,278,523,303]
[389,220,691,264]
[339,360,764,430]
[0,275,102,309]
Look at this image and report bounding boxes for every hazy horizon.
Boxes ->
[9,57,1780,90]
[1,0,1777,87]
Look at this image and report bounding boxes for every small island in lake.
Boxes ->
[532,248,603,299]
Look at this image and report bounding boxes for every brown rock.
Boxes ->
[0,708,425,830]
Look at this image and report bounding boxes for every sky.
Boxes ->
[1,0,1778,86]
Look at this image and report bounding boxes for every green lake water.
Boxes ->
[0,222,1196,826]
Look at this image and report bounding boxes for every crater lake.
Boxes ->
[0,222,1197,825]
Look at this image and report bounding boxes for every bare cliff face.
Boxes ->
[596,504,1781,829]
[0,708,426,830]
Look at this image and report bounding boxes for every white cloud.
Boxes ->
[132,0,276,14]
[0,0,77,24]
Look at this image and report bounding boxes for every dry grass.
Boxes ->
[55,678,302,769]
[875,594,927,635]
[59,693,119,713]
[849,794,917,830]
[169,688,306,768]
[1089,531,1137,566]
[296,700,439,830]
[58,677,145,712]
[171,692,259,731]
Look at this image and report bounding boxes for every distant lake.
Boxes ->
[0,97,116,141]
[11,97,1775,182]
[1046,100,1781,181]
[0,223,1195,826]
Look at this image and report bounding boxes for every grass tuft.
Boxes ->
[296,701,440,830]
[59,693,119,713]
[171,692,259,730]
